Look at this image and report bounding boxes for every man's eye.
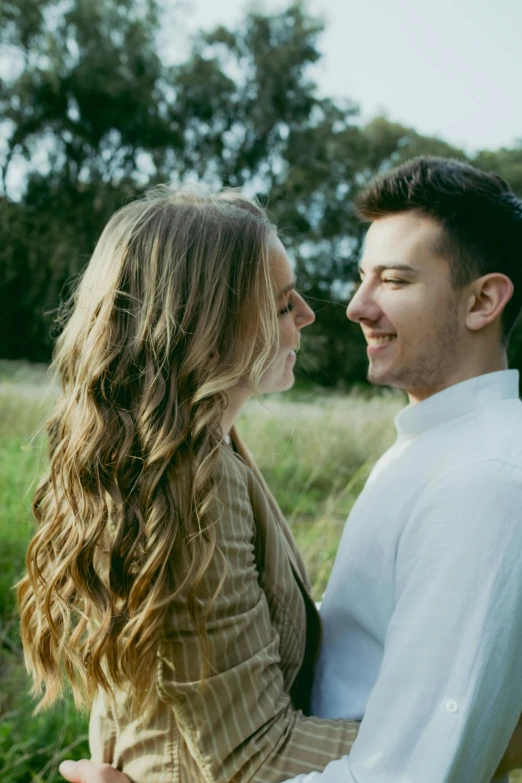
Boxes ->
[383,278,407,285]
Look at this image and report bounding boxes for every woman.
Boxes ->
[18,187,360,783]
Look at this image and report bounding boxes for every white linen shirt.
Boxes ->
[288,370,522,783]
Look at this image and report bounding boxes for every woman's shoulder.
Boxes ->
[216,439,268,494]
[216,441,283,524]
[214,442,260,508]
[216,441,250,481]
[207,444,260,542]
[215,442,271,513]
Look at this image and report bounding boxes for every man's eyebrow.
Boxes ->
[358,263,417,276]
[277,278,297,297]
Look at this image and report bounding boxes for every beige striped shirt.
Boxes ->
[89,438,359,782]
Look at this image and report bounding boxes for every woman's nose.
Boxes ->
[296,295,315,327]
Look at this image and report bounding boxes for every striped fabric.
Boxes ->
[89,437,359,782]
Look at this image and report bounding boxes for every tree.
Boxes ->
[0,0,175,358]
[2,0,522,385]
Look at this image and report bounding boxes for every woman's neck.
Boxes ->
[222,385,253,437]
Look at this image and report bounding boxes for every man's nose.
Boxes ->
[346,282,381,323]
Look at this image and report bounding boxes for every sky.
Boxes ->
[172,0,522,153]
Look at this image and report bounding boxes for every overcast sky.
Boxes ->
[173,0,522,153]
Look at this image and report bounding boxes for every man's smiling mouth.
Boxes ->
[366,335,397,346]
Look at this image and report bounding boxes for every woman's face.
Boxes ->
[257,236,315,394]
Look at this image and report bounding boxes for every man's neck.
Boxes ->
[406,353,508,406]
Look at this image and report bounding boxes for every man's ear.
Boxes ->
[465,273,514,332]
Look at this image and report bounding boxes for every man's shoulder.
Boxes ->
[405,456,522,534]
[426,396,522,477]
[435,455,522,486]
[475,391,522,424]
[456,401,522,472]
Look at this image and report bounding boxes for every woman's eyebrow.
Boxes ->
[277,279,297,297]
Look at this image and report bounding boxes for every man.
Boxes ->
[60,158,522,782]
[286,157,522,782]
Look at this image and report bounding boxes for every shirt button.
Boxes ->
[445,699,458,714]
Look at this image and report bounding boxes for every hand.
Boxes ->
[59,760,130,783]
[493,715,522,778]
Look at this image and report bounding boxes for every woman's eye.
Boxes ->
[279,300,295,316]
[383,278,406,285]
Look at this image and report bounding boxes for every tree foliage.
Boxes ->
[1,0,521,382]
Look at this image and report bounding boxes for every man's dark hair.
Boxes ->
[355,156,522,340]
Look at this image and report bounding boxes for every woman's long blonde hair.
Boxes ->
[17,186,279,717]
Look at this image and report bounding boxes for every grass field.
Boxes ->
[0,362,90,782]
[1,360,520,782]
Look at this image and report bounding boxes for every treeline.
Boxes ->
[2,0,522,386]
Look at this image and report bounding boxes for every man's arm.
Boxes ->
[286,459,522,783]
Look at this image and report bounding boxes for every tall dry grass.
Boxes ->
[238,390,403,596]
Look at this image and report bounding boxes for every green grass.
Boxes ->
[237,391,402,597]
[0,365,90,782]
[1,360,520,782]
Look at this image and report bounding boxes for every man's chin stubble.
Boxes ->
[367,364,397,388]
[367,362,419,391]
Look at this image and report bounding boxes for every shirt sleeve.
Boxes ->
[284,458,522,783]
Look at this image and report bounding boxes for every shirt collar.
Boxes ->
[395,370,520,439]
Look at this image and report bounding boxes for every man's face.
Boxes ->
[347,211,468,402]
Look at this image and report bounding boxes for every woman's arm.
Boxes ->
[59,761,129,783]
[60,726,522,783]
